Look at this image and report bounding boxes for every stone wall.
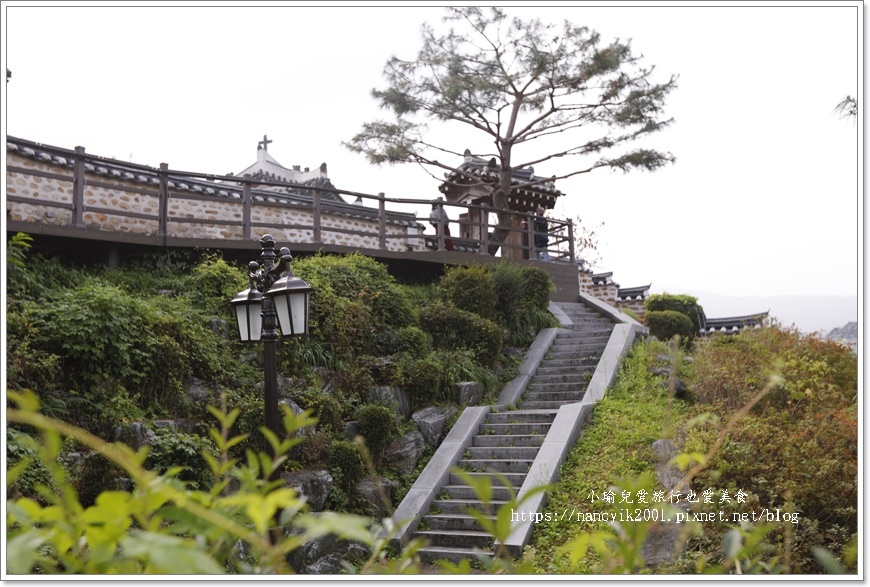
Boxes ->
[7,149,424,253]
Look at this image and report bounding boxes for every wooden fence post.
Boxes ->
[243,174,252,240]
[313,191,322,244]
[378,193,386,250]
[72,146,85,227]
[158,163,169,244]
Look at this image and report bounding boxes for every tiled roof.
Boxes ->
[617,285,651,301]
[702,311,770,333]
[439,150,563,210]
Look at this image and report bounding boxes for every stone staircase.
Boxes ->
[412,302,615,564]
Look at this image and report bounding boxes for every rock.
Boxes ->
[285,521,370,574]
[650,368,689,399]
[153,419,178,432]
[185,378,211,402]
[383,430,425,475]
[454,381,484,406]
[412,406,458,448]
[344,420,359,441]
[114,422,155,450]
[355,476,398,519]
[652,439,684,493]
[282,469,333,511]
[641,522,687,566]
[278,398,304,416]
[209,317,231,339]
[642,439,692,566]
[367,386,411,419]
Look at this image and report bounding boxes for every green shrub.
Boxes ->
[356,404,395,465]
[328,439,364,492]
[186,254,248,320]
[76,452,122,509]
[439,265,498,322]
[293,254,415,360]
[519,265,554,310]
[296,391,344,433]
[645,310,694,345]
[392,349,496,407]
[419,302,502,366]
[146,430,218,491]
[643,293,705,333]
[374,325,430,357]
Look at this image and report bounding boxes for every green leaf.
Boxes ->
[6,529,48,574]
[121,531,224,574]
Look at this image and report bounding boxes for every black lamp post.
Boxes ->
[231,234,312,442]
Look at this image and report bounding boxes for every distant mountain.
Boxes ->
[653,290,859,335]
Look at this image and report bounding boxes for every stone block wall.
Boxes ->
[7,148,425,253]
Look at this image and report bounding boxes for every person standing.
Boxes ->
[429,199,455,251]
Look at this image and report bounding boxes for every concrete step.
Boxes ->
[472,434,546,447]
[527,382,587,393]
[423,513,497,532]
[547,345,609,357]
[518,399,579,410]
[535,364,597,376]
[441,484,515,501]
[521,390,584,403]
[431,498,508,515]
[457,458,534,474]
[530,372,594,385]
[417,545,493,565]
[542,356,601,368]
[466,445,540,460]
[448,471,526,488]
[556,329,613,339]
[414,529,494,550]
[486,410,557,424]
[550,333,610,351]
[478,422,552,436]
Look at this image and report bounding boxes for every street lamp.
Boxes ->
[231,234,312,441]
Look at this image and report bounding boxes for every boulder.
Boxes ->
[282,469,333,511]
[412,405,458,448]
[355,476,399,519]
[209,317,231,339]
[285,520,370,574]
[454,381,484,406]
[185,378,211,402]
[652,439,684,491]
[383,430,425,475]
[344,420,360,441]
[367,386,411,419]
[650,368,689,399]
[114,422,155,450]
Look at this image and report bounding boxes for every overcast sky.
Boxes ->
[2,2,862,318]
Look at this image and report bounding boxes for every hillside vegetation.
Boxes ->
[527,327,857,574]
[5,234,857,574]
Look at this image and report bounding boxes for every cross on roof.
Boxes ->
[258,134,272,151]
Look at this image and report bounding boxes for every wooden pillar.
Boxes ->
[242,174,252,240]
[378,193,386,250]
[312,191,322,243]
[158,163,169,244]
[72,146,85,227]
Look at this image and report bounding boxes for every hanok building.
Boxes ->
[701,311,770,335]
[438,150,563,260]
[235,135,342,202]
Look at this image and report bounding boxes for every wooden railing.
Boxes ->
[6,137,575,263]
